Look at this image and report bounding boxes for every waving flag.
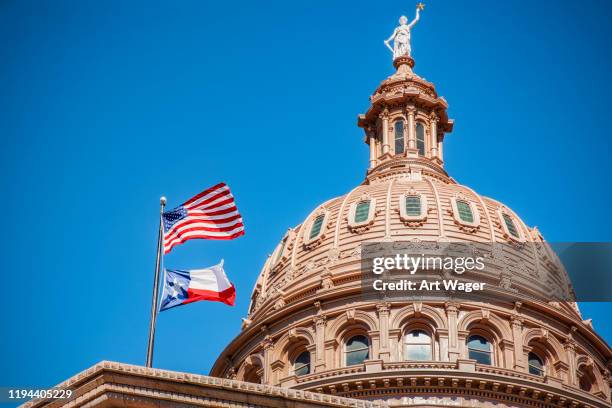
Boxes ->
[159,260,235,311]
[162,182,244,254]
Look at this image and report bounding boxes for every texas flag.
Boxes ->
[159,260,235,311]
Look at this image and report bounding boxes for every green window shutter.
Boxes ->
[502,213,519,238]
[354,200,371,223]
[309,214,325,239]
[456,200,474,223]
[405,195,421,217]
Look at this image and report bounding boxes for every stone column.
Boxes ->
[511,316,525,370]
[565,339,578,386]
[407,106,416,149]
[445,303,460,362]
[377,303,391,362]
[262,336,274,384]
[438,138,444,161]
[430,112,439,158]
[368,127,377,168]
[437,329,450,362]
[381,109,390,155]
[313,315,327,372]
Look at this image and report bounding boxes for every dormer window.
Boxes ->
[456,200,474,223]
[348,196,377,232]
[405,195,421,216]
[497,208,524,241]
[354,200,371,223]
[303,210,329,249]
[399,192,428,226]
[394,120,405,154]
[309,214,325,239]
[273,238,287,265]
[416,122,426,156]
[451,196,480,230]
[503,214,518,238]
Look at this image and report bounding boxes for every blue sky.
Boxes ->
[1,0,611,393]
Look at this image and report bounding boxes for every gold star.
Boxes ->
[417,2,425,10]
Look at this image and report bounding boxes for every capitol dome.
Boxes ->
[211,56,612,408]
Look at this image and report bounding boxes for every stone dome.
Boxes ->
[211,56,612,407]
[244,160,575,322]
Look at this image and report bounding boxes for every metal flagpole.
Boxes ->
[146,196,166,368]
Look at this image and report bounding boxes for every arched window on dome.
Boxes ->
[345,335,370,366]
[528,351,545,376]
[404,330,432,361]
[405,195,421,216]
[272,237,287,266]
[293,350,311,376]
[399,192,428,225]
[309,214,325,240]
[416,122,426,156]
[354,200,371,223]
[497,209,526,242]
[456,200,474,223]
[394,120,405,155]
[467,335,492,365]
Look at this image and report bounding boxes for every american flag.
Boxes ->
[162,183,244,254]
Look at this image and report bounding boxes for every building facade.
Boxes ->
[26,18,611,408]
[209,54,612,407]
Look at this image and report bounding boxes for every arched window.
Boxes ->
[354,200,371,223]
[273,237,287,266]
[404,330,432,361]
[502,213,520,239]
[456,200,474,223]
[467,335,492,365]
[345,335,369,366]
[243,365,262,384]
[405,195,421,217]
[528,352,544,376]
[416,122,426,156]
[309,214,325,240]
[578,365,596,392]
[394,121,405,154]
[293,351,311,376]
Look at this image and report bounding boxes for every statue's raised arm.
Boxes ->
[384,3,425,60]
[407,5,422,29]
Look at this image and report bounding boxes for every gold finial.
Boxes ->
[417,2,425,10]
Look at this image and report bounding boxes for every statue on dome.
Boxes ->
[384,3,424,60]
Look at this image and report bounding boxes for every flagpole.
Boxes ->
[146,196,166,368]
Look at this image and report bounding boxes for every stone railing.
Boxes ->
[295,365,366,384]
[383,361,456,371]
[475,363,546,383]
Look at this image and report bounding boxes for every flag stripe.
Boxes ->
[182,182,227,206]
[164,223,245,247]
[164,219,244,244]
[185,188,231,210]
[162,183,244,254]
[164,230,244,254]
[164,213,242,239]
